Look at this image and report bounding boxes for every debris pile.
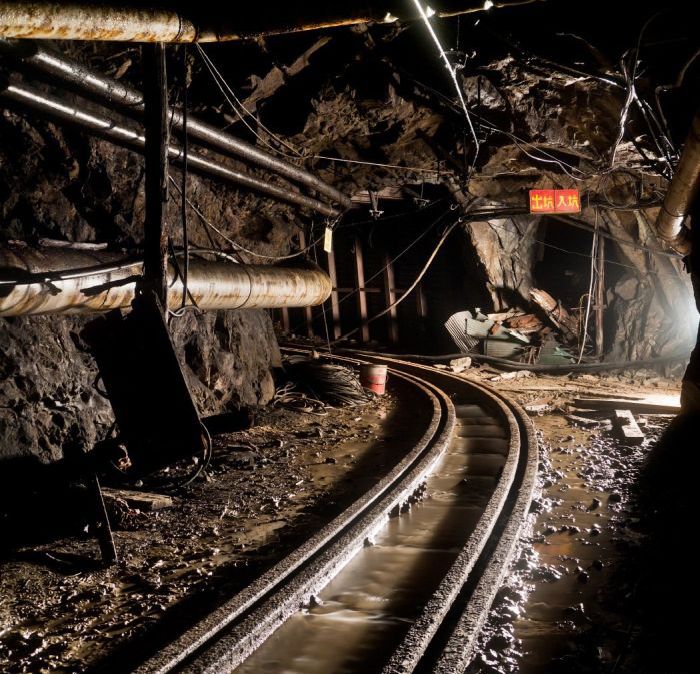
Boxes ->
[445,295,577,366]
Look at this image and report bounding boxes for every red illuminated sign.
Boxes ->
[529,189,581,214]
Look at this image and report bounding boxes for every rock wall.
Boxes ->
[2,21,697,461]
[0,76,287,464]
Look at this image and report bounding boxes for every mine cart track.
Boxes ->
[132,349,537,674]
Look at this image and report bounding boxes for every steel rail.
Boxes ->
[127,349,536,674]
[132,363,451,674]
[0,77,340,217]
[0,38,352,210]
[355,353,538,674]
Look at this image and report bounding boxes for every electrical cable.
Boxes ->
[195,44,304,161]
[329,347,689,373]
[332,214,462,343]
[168,176,329,260]
[577,210,598,363]
[410,0,480,172]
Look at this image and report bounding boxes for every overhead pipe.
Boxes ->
[0,38,352,210]
[0,245,332,316]
[0,2,509,43]
[655,109,700,255]
[0,76,340,218]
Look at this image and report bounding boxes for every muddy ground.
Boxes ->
[0,375,431,674]
[0,363,690,674]
[464,368,689,674]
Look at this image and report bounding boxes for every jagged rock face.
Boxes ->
[0,85,289,463]
[1,18,697,461]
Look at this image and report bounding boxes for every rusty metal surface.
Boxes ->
[656,109,700,254]
[0,2,503,43]
[0,2,201,42]
[0,39,352,209]
[0,78,340,217]
[0,246,332,316]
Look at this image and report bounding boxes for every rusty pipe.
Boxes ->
[0,246,332,316]
[0,2,512,42]
[656,109,700,255]
[0,38,352,209]
[0,77,340,217]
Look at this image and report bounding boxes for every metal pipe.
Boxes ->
[0,38,352,209]
[0,2,498,43]
[656,109,700,254]
[0,246,332,316]
[0,77,340,217]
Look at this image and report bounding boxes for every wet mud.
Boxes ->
[0,379,428,674]
[466,370,685,674]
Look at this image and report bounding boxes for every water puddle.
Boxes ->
[235,403,503,674]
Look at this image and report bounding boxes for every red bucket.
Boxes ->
[360,364,388,395]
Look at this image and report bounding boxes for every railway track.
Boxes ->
[133,349,538,674]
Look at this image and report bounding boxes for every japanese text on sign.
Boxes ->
[529,189,581,214]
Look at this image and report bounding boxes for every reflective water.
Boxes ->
[235,404,505,674]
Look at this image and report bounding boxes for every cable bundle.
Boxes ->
[280,357,373,408]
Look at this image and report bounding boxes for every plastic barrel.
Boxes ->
[360,364,388,395]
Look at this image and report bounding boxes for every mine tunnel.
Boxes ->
[1,1,698,673]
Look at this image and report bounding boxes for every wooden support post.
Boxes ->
[141,43,170,312]
[416,282,427,319]
[383,253,399,344]
[297,230,314,338]
[595,236,605,357]
[354,235,370,342]
[280,307,290,332]
[326,250,342,340]
[88,473,118,565]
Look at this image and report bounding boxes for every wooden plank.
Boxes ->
[326,249,341,340]
[354,235,370,342]
[612,409,645,445]
[280,307,290,332]
[297,230,314,338]
[102,487,173,511]
[383,253,398,344]
[573,397,680,414]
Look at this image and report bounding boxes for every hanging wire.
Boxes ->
[332,213,463,343]
[577,209,599,363]
[195,44,304,160]
[168,176,329,260]
[311,226,334,355]
[410,0,480,172]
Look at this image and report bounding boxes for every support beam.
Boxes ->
[595,236,605,357]
[297,230,314,338]
[416,283,427,319]
[141,43,169,310]
[383,253,399,344]
[354,235,370,343]
[280,307,290,332]
[326,250,342,340]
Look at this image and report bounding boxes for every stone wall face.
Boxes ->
[2,27,695,460]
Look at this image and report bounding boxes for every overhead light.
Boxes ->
[483,0,494,9]
[426,5,436,17]
[383,12,398,22]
